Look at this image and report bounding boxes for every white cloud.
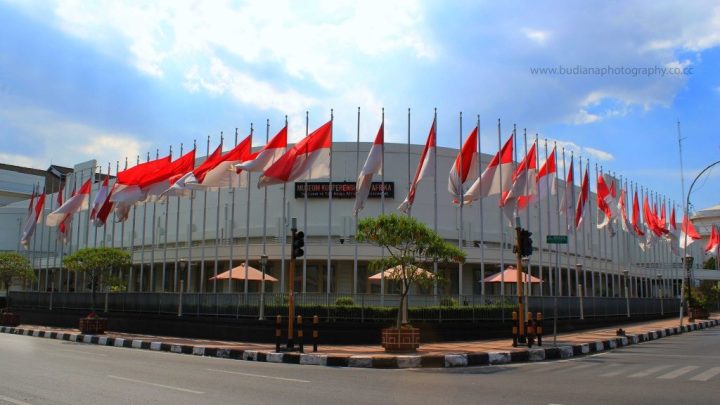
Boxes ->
[523,28,549,45]
[0,152,36,169]
[0,104,150,170]
[584,147,614,161]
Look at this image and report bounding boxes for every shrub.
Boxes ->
[335,296,355,306]
[439,297,459,307]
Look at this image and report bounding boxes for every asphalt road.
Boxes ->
[1,329,719,405]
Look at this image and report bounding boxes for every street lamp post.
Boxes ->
[623,270,630,318]
[683,255,694,322]
[680,159,720,327]
[259,254,268,321]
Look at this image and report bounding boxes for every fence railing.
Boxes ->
[10,291,679,323]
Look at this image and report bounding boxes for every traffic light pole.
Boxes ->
[288,254,295,350]
[515,223,526,344]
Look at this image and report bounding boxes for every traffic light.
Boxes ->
[292,230,305,259]
[520,229,533,257]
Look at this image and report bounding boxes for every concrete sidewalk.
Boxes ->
[1,316,718,369]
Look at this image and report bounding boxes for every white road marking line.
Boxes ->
[689,367,720,382]
[628,365,671,378]
[207,368,311,383]
[107,375,204,394]
[559,363,596,373]
[600,365,633,377]
[657,366,700,380]
[0,394,33,405]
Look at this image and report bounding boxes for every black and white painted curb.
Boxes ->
[2,319,718,369]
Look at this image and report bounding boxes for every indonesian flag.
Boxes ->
[596,174,615,232]
[111,155,172,220]
[536,146,557,201]
[90,175,110,225]
[679,214,701,249]
[617,187,629,233]
[235,126,288,173]
[141,149,196,199]
[448,126,479,203]
[399,118,436,213]
[643,195,663,237]
[704,225,719,256]
[353,122,384,216]
[55,184,70,242]
[659,201,667,231]
[20,190,38,249]
[501,142,537,220]
[631,190,645,237]
[559,156,575,232]
[258,120,332,188]
[46,178,91,227]
[575,165,589,229]
[463,134,513,204]
[199,136,251,189]
[667,206,680,255]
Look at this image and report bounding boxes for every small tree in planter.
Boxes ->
[0,252,36,326]
[64,247,131,334]
[357,214,465,351]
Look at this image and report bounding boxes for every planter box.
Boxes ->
[79,317,107,335]
[381,327,420,352]
[689,308,709,320]
[1,313,20,327]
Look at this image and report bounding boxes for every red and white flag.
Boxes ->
[679,214,701,249]
[501,142,537,220]
[448,126,478,202]
[704,225,719,256]
[463,134,513,204]
[20,190,38,249]
[617,187,629,233]
[643,195,663,238]
[111,155,172,220]
[164,145,223,197]
[90,175,110,225]
[141,149,196,199]
[667,205,680,255]
[399,118,436,213]
[574,165,589,229]
[235,126,288,173]
[46,179,91,227]
[596,174,616,232]
[536,146,557,201]
[631,190,645,237]
[354,122,384,216]
[559,156,575,232]
[258,121,332,188]
[199,136,251,189]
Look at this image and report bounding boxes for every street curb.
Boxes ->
[2,319,718,369]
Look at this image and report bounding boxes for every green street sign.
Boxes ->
[546,235,568,244]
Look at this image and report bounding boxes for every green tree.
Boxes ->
[64,247,131,312]
[0,252,36,310]
[356,214,466,327]
[703,257,716,270]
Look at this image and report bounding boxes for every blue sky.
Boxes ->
[0,0,718,211]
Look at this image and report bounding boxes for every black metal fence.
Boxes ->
[10,291,678,323]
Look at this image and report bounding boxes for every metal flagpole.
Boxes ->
[53,176,60,290]
[162,147,172,292]
[230,129,239,295]
[214,135,223,292]
[86,165,95,249]
[498,119,505,302]
[380,109,386,304]
[30,184,39,291]
[406,108,411,218]
[38,184,48,291]
[433,109,438,301]
[112,161,118,249]
[149,152,158,291]
[523,131,531,302]
[281,117,287,294]
[457,111,462,301]
[260,119,270,319]
[353,107,360,296]
[120,157,128,253]
[570,151,578,296]
[478,115,486,299]
[244,126,253,296]
[187,140,196,293]
[93,166,100,248]
[200,137,209,293]
[303,111,309,294]
[140,152,150,292]
[327,109,334,303]
[45,179,55,290]
[129,156,139,292]
[174,145,184,292]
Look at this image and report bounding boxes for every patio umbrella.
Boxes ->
[208,263,278,282]
[482,266,542,283]
[368,265,434,281]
